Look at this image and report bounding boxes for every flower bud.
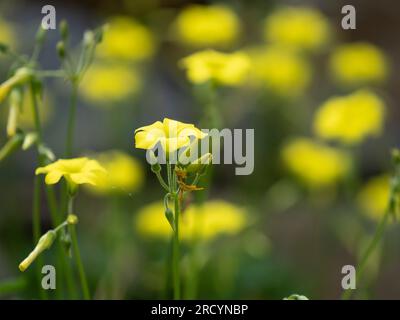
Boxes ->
[165,207,175,232]
[6,89,22,137]
[56,41,66,59]
[0,132,24,162]
[83,31,95,47]
[148,150,161,173]
[186,153,212,175]
[284,294,309,300]
[59,20,69,40]
[38,144,56,161]
[0,68,32,103]
[67,214,78,225]
[35,26,47,44]
[19,230,56,272]
[22,132,38,150]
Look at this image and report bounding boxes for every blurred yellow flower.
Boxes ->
[282,137,350,187]
[263,6,330,51]
[171,5,240,48]
[97,16,155,61]
[330,42,388,86]
[36,157,107,186]
[247,46,311,97]
[135,118,206,153]
[358,175,389,221]
[180,50,250,86]
[313,90,385,144]
[135,200,246,241]
[0,19,16,48]
[91,151,144,194]
[80,63,140,103]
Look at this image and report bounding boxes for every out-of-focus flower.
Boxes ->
[330,42,388,86]
[134,118,206,153]
[97,16,155,61]
[180,50,250,86]
[246,46,311,97]
[313,90,385,144]
[358,175,390,221]
[80,63,140,103]
[36,157,107,187]
[0,19,16,48]
[135,200,246,241]
[171,5,240,48]
[263,6,330,51]
[90,151,144,194]
[282,137,350,187]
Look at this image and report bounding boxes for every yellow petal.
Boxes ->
[44,170,63,184]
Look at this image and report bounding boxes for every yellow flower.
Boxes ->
[134,118,206,153]
[90,151,144,194]
[358,175,390,221]
[171,5,240,48]
[80,63,140,103]
[180,50,250,86]
[135,200,246,241]
[35,157,107,187]
[263,6,330,51]
[282,137,350,187]
[330,42,388,86]
[313,90,385,144]
[247,46,311,97]
[0,19,16,48]
[97,16,155,61]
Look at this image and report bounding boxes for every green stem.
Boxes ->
[172,191,181,300]
[65,84,78,157]
[341,203,392,299]
[68,196,90,300]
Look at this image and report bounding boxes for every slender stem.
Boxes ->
[155,171,169,191]
[68,196,90,300]
[172,191,181,300]
[341,201,392,299]
[65,84,78,157]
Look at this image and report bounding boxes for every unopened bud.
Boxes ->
[186,153,212,175]
[22,132,38,150]
[59,20,69,40]
[19,230,56,272]
[0,132,24,162]
[67,214,78,225]
[56,41,66,59]
[6,89,22,137]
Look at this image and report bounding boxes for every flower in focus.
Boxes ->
[0,19,16,48]
[246,46,311,97]
[135,200,246,241]
[171,5,240,48]
[80,63,140,103]
[180,50,250,86]
[263,6,330,51]
[90,151,144,194]
[330,42,388,86]
[358,175,390,221]
[313,90,385,144]
[36,157,107,187]
[282,137,350,188]
[134,118,207,153]
[97,16,155,61]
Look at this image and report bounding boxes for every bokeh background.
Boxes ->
[0,0,399,299]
